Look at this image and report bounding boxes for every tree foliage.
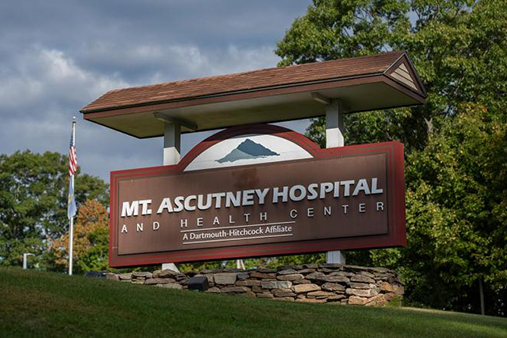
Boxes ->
[49,200,109,272]
[275,0,507,315]
[277,0,507,151]
[0,151,108,267]
[404,105,507,313]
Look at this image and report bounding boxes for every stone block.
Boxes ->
[317,268,335,273]
[118,273,133,280]
[374,274,389,281]
[358,271,375,278]
[132,272,152,279]
[250,271,276,279]
[220,286,249,293]
[237,272,250,280]
[174,274,188,281]
[293,283,321,294]
[321,263,344,269]
[384,293,395,302]
[261,280,292,289]
[346,288,377,298]
[380,282,394,293]
[293,279,312,285]
[330,271,355,277]
[153,269,176,278]
[214,273,237,285]
[178,278,189,285]
[303,264,318,269]
[324,275,350,283]
[349,282,371,289]
[236,279,261,287]
[327,294,346,302]
[366,294,387,307]
[240,291,257,298]
[350,275,375,284]
[252,285,262,293]
[258,268,277,273]
[144,278,173,285]
[106,273,119,281]
[297,268,316,274]
[370,267,389,274]
[205,287,221,293]
[272,289,296,298]
[256,292,274,299]
[306,291,336,299]
[345,265,370,272]
[277,274,304,281]
[321,282,345,292]
[305,272,326,281]
[277,268,297,275]
[393,285,405,295]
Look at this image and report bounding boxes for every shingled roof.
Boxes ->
[81,51,426,138]
[82,51,421,113]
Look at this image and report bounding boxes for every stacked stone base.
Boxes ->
[106,264,404,306]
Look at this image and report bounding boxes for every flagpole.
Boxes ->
[68,117,77,276]
[69,195,74,275]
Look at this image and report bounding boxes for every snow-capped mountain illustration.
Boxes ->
[217,139,280,163]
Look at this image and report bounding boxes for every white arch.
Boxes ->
[184,133,313,172]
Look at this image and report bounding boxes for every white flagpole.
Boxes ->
[68,117,76,276]
[69,200,74,275]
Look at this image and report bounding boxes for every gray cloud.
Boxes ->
[0,1,311,181]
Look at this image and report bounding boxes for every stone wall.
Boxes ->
[106,264,404,306]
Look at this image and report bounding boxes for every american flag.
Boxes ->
[67,120,77,219]
[68,125,77,177]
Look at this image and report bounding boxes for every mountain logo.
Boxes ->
[217,139,280,163]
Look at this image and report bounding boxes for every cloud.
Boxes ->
[0,46,129,115]
[0,0,311,181]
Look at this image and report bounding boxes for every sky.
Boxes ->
[0,0,312,182]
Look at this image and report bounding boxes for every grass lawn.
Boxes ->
[0,268,506,337]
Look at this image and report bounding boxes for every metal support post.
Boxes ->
[326,99,346,264]
[23,253,34,269]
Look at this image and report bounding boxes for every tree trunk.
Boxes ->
[479,277,485,315]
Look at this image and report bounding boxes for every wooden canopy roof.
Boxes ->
[81,51,426,138]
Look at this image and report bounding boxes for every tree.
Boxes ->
[275,0,507,315]
[404,104,507,315]
[277,0,507,151]
[0,151,108,267]
[49,200,109,272]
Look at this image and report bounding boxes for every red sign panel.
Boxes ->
[109,125,406,267]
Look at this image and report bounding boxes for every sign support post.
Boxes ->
[325,99,347,264]
[163,122,181,165]
[23,253,34,269]
[161,121,181,273]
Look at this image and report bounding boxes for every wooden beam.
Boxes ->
[153,112,198,131]
[311,92,331,105]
